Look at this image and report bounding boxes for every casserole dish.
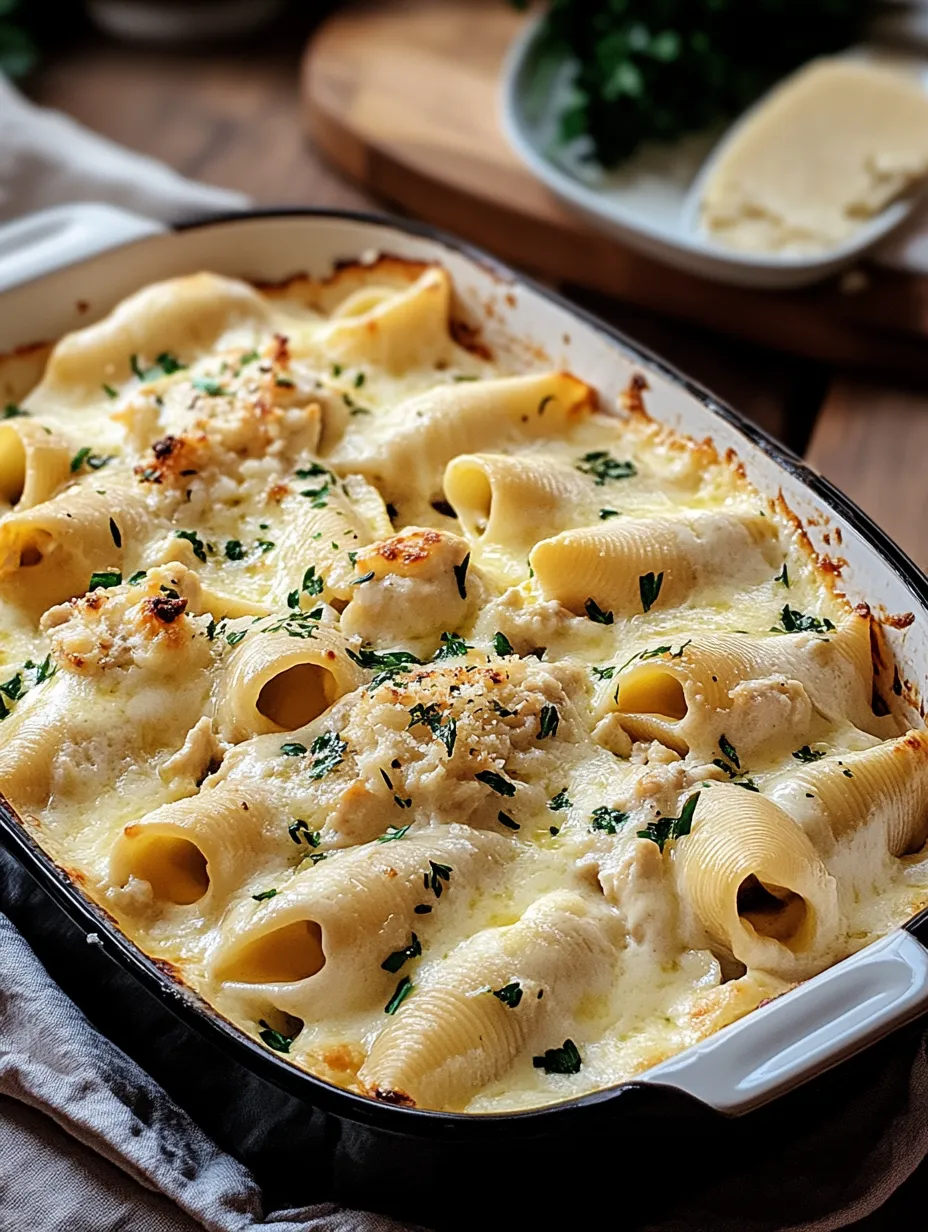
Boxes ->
[2,206,928,1224]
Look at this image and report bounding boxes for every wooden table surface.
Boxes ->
[23,19,928,1229]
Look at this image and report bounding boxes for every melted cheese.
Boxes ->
[1,262,926,1115]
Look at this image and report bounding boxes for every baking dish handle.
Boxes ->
[0,203,164,293]
[640,928,928,1115]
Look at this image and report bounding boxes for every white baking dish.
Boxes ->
[1,204,927,1132]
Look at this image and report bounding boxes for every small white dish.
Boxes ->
[500,17,928,289]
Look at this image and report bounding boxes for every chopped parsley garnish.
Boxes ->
[453,553,470,600]
[639,570,664,613]
[490,699,519,718]
[378,825,411,844]
[275,376,295,389]
[331,363,343,377]
[590,806,629,834]
[226,630,247,646]
[287,818,320,847]
[238,348,260,367]
[108,518,121,548]
[88,570,121,590]
[354,371,366,388]
[599,508,620,520]
[381,934,422,973]
[384,976,415,1015]
[131,351,186,381]
[775,562,789,587]
[615,640,691,679]
[432,499,457,518]
[538,703,559,740]
[70,446,109,473]
[256,540,275,553]
[307,730,348,780]
[263,611,321,640]
[773,605,835,635]
[280,742,308,757]
[176,529,207,562]
[538,394,555,415]
[733,778,760,791]
[346,646,422,675]
[258,1020,297,1053]
[497,811,520,831]
[2,403,27,418]
[576,451,636,485]
[793,745,825,763]
[591,665,615,681]
[548,789,572,812]
[224,540,245,561]
[434,631,471,659]
[637,792,700,853]
[533,1039,582,1075]
[127,570,147,585]
[414,904,432,914]
[0,673,23,701]
[585,597,614,625]
[843,768,854,778]
[425,861,452,897]
[252,888,278,902]
[408,702,457,757]
[351,570,375,586]
[718,735,740,770]
[102,383,118,399]
[301,565,324,596]
[493,631,515,657]
[192,377,226,396]
[476,769,517,797]
[300,482,331,508]
[295,462,331,480]
[493,982,523,1008]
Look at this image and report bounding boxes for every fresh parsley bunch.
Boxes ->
[530,0,867,167]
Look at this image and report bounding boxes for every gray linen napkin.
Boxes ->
[0,893,413,1232]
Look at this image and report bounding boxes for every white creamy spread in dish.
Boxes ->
[700,57,928,254]
[1,261,927,1113]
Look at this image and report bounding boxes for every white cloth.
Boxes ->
[0,75,247,223]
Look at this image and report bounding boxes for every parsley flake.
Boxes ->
[307,730,347,780]
[533,1039,582,1075]
[381,934,422,974]
[585,597,614,625]
[548,789,572,812]
[476,769,516,797]
[384,976,414,1016]
[599,508,620,520]
[538,703,559,740]
[718,735,740,770]
[493,631,515,657]
[224,540,245,561]
[576,451,636,485]
[108,518,121,548]
[639,570,664,612]
[258,1020,297,1053]
[88,570,121,591]
[497,811,520,831]
[493,982,523,1008]
[176,530,207,563]
[377,825,411,844]
[252,888,278,902]
[425,861,452,897]
[637,792,700,853]
[775,563,790,587]
[590,806,629,834]
[773,605,835,635]
[434,631,470,659]
[793,745,825,763]
[280,742,307,757]
[453,553,470,600]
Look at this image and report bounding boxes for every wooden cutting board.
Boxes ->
[302,0,928,380]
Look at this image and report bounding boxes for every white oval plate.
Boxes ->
[500,16,928,289]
